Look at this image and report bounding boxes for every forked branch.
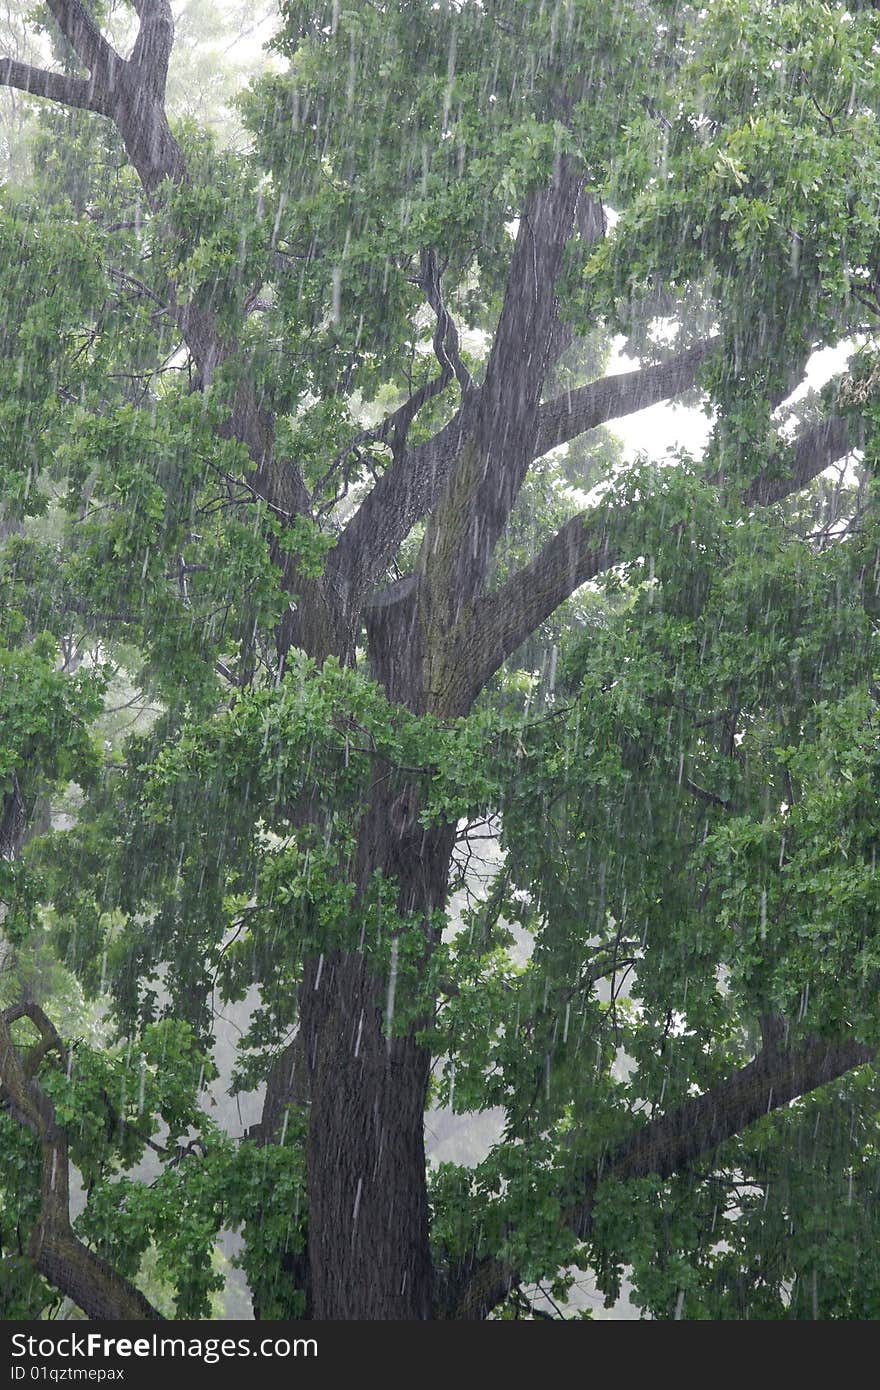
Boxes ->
[334,335,720,612]
[468,409,853,687]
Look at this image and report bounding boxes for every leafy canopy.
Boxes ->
[1,0,880,1320]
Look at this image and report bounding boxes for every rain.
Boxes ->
[0,0,878,1336]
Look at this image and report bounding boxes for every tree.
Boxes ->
[1,0,880,1320]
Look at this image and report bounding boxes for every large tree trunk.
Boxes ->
[300,951,435,1318]
[299,790,455,1319]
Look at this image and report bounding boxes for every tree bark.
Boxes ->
[299,775,456,1318]
[300,951,435,1318]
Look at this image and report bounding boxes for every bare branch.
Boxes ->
[417,248,473,394]
[534,337,720,459]
[683,777,732,810]
[106,265,172,311]
[317,370,455,518]
[0,57,111,114]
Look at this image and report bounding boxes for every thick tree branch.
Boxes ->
[340,327,830,626]
[534,337,720,459]
[45,0,118,77]
[417,160,586,634]
[570,1032,874,1233]
[0,773,26,861]
[374,372,454,456]
[467,411,852,691]
[544,193,606,367]
[0,5,181,221]
[683,777,732,810]
[335,338,720,618]
[315,375,451,523]
[128,0,174,97]
[739,415,852,505]
[0,1005,162,1319]
[333,165,590,688]
[328,399,478,615]
[249,1033,308,1147]
[447,1030,874,1318]
[436,1253,519,1321]
[0,57,111,114]
[334,193,612,606]
[465,514,617,694]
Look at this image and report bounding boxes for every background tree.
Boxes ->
[1,0,879,1320]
